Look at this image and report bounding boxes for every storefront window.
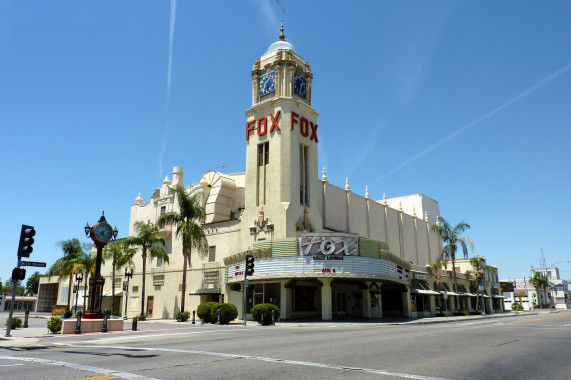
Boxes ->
[246,283,281,313]
[294,286,317,311]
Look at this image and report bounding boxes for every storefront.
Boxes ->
[225,233,412,320]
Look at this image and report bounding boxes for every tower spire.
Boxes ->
[279,20,286,41]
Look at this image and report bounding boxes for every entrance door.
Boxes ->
[146,296,154,318]
[335,293,347,315]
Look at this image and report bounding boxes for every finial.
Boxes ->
[322,167,327,181]
[436,216,441,226]
[135,192,143,205]
[279,20,285,41]
[399,202,403,211]
[345,178,350,191]
[412,207,416,217]
[365,186,370,199]
[383,193,387,204]
[163,175,171,185]
[424,211,429,221]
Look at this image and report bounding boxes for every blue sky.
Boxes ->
[1,1,570,285]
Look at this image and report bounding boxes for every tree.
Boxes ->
[77,251,97,313]
[125,220,168,316]
[529,270,549,308]
[157,186,208,313]
[103,240,136,313]
[432,217,474,311]
[25,271,42,294]
[47,239,88,310]
[429,261,446,314]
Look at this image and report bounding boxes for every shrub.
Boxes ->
[138,314,146,321]
[4,317,23,329]
[47,317,62,334]
[210,303,238,324]
[251,303,280,325]
[64,310,73,319]
[112,311,120,317]
[176,311,190,322]
[197,302,218,324]
[455,311,467,316]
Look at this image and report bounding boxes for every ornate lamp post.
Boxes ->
[123,268,133,320]
[84,212,118,319]
[74,271,83,316]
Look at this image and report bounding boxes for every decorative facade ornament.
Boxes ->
[296,207,315,232]
[249,207,274,234]
[135,192,143,205]
[412,207,416,218]
[365,186,370,199]
[322,167,327,181]
[424,211,429,222]
[383,193,387,204]
[436,216,441,226]
[345,178,350,191]
[399,202,403,212]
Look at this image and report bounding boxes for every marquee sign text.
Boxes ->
[299,234,358,257]
[246,111,318,142]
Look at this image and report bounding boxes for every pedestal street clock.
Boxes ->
[84,212,118,319]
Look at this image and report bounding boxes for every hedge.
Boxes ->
[251,303,280,325]
[197,302,238,324]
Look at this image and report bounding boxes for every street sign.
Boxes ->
[19,260,46,267]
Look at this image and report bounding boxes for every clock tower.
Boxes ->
[243,25,322,244]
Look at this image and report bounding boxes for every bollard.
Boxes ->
[75,311,82,334]
[192,310,196,324]
[271,309,275,326]
[132,316,138,331]
[23,308,29,328]
[217,308,221,325]
[102,309,109,333]
[260,310,264,325]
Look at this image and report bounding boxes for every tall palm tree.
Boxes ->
[77,251,97,313]
[125,220,168,316]
[47,239,87,310]
[429,261,445,315]
[529,270,548,308]
[157,186,208,313]
[432,217,474,310]
[103,239,136,313]
[469,255,493,312]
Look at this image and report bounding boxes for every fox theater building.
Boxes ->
[45,27,502,321]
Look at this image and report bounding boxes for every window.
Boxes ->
[157,257,163,267]
[160,206,166,216]
[299,144,309,206]
[60,287,69,304]
[257,142,269,205]
[132,286,139,293]
[208,246,216,263]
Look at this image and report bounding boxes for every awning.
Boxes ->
[411,288,440,296]
[441,291,461,296]
[460,292,478,297]
[492,295,505,299]
[189,288,221,296]
[102,290,123,297]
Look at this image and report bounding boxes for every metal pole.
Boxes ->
[123,276,129,320]
[5,258,21,337]
[243,279,248,326]
[74,280,79,316]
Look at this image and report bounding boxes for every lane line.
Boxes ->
[58,344,453,380]
[512,315,571,325]
[0,355,159,380]
[0,363,24,367]
[79,329,223,342]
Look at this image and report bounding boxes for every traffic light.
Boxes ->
[245,255,255,277]
[11,268,26,281]
[17,224,35,258]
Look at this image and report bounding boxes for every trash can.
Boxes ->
[132,316,138,331]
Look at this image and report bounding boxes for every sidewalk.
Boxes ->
[1,310,563,347]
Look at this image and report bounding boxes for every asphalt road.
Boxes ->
[1,312,570,380]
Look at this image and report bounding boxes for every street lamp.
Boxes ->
[123,268,133,320]
[74,271,83,316]
[84,211,117,319]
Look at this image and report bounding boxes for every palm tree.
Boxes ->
[429,261,445,315]
[529,270,548,308]
[469,255,491,312]
[77,251,97,313]
[157,186,208,313]
[432,217,474,310]
[103,239,136,313]
[47,239,86,310]
[125,220,168,317]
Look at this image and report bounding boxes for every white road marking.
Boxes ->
[80,329,222,342]
[0,355,159,380]
[0,363,24,367]
[59,344,453,380]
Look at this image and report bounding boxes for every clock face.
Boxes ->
[293,72,306,98]
[94,222,113,243]
[259,71,276,97]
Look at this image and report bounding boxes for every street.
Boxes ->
[1,312,570,380]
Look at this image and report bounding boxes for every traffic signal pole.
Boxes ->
[5,257,20,337]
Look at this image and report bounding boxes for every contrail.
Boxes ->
[380,63,571,179]
[159,0,177,180]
